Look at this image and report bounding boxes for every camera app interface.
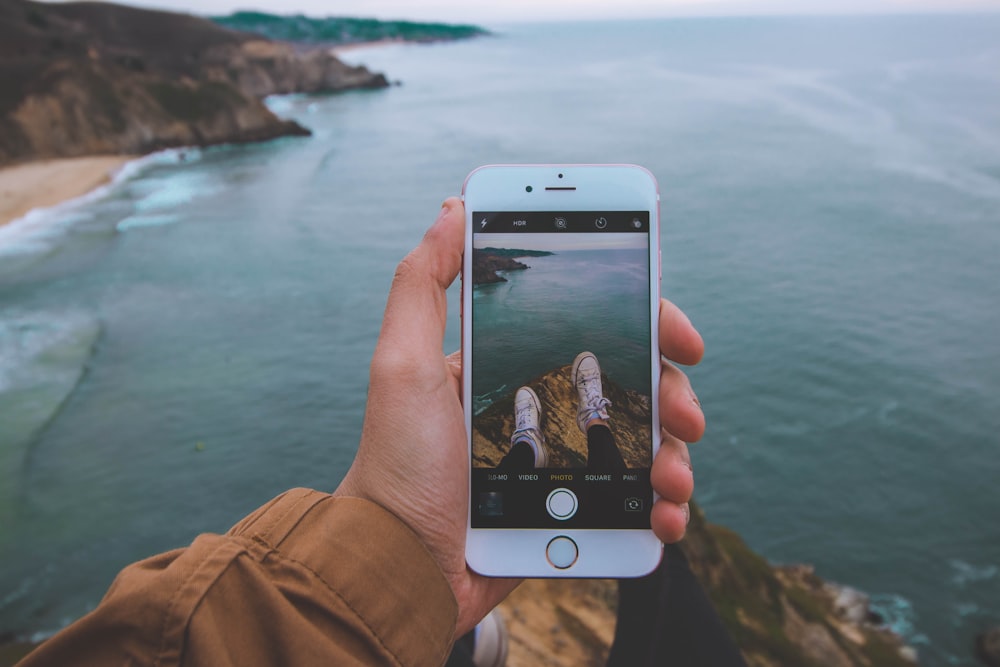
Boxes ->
[471,211,653,529]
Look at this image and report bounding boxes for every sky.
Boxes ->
[43,0,1000,23]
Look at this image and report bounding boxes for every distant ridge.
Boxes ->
[211,12,490,47]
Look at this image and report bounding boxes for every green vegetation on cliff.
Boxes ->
[211,12,490,46]
[682,504,916,667]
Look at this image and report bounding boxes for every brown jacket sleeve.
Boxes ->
[18,489,459,667]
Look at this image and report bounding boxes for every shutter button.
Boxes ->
[546,488,578,520]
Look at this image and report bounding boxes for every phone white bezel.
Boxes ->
[461,164,663,578]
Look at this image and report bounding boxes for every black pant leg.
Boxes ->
[586,424,627,471]
[607,543,747,667]
[445,632,478,667]
[497,441,536,471]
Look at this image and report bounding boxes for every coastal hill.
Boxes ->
[0,0,391,165]
[472,362,652,469]
[472,248,553,285]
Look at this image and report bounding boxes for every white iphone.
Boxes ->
[461,164,662,577]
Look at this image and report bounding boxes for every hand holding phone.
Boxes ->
[462,165,680,577]
[337,188,703,635]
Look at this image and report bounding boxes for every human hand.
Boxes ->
[651,298,705,543]
[334,198,705,638]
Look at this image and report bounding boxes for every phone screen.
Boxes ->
[470,210,654,530]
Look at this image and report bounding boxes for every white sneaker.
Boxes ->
[511,386,547,467]
[572,351,612,433]
[472,609,509,667]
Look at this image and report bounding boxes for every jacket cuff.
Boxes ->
[229,489,458,665]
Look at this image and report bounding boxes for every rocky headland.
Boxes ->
[473,362,651,469]
[472,248,554,285]
[0,0,391,166]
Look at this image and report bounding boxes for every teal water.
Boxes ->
[472,248,651,413]
[1,16,999,664]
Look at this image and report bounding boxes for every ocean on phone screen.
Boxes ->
[1,15,999,665]
[471,248,651,415]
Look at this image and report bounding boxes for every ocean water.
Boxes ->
[472,248,651,413]
[1,15,999,664]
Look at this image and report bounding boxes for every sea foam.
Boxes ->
[0,148,201,255]
[0,309,102,524]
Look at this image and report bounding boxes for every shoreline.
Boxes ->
[0,156,136,230]
[0,37,423,233]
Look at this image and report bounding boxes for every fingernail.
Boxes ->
[681,502,691,525]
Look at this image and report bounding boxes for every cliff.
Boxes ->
[498,502,919,667]
[472,249,529,285]
[0,0,390,166]
[471,248,554,285]
[473,362,652,469]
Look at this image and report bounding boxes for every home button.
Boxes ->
[546,536,578,570]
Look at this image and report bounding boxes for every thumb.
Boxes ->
[376,198,465,359]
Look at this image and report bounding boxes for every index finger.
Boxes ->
[659,298,704,366]
[376,198,465,359]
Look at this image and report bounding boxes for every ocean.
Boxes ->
[1,15,999,664]
[472,247,652,413]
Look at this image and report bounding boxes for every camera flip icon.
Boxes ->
[624,496,643,512]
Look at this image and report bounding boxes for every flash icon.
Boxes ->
[480,218,488,230]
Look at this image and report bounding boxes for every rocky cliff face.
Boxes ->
[0,0,389,166]
[472,362,652,469]
[471,249,530,285]
[214,40,389,98]
[498,503,918,667]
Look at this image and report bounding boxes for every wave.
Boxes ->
[0,148,202,258]
[473,384,509,416]
[115,156,222,234]
[867,592,927,646]
[949,558,998,587]
[0,310,102,525]
[116,213,180,232]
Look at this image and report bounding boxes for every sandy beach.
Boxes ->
[0,156,135,229]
